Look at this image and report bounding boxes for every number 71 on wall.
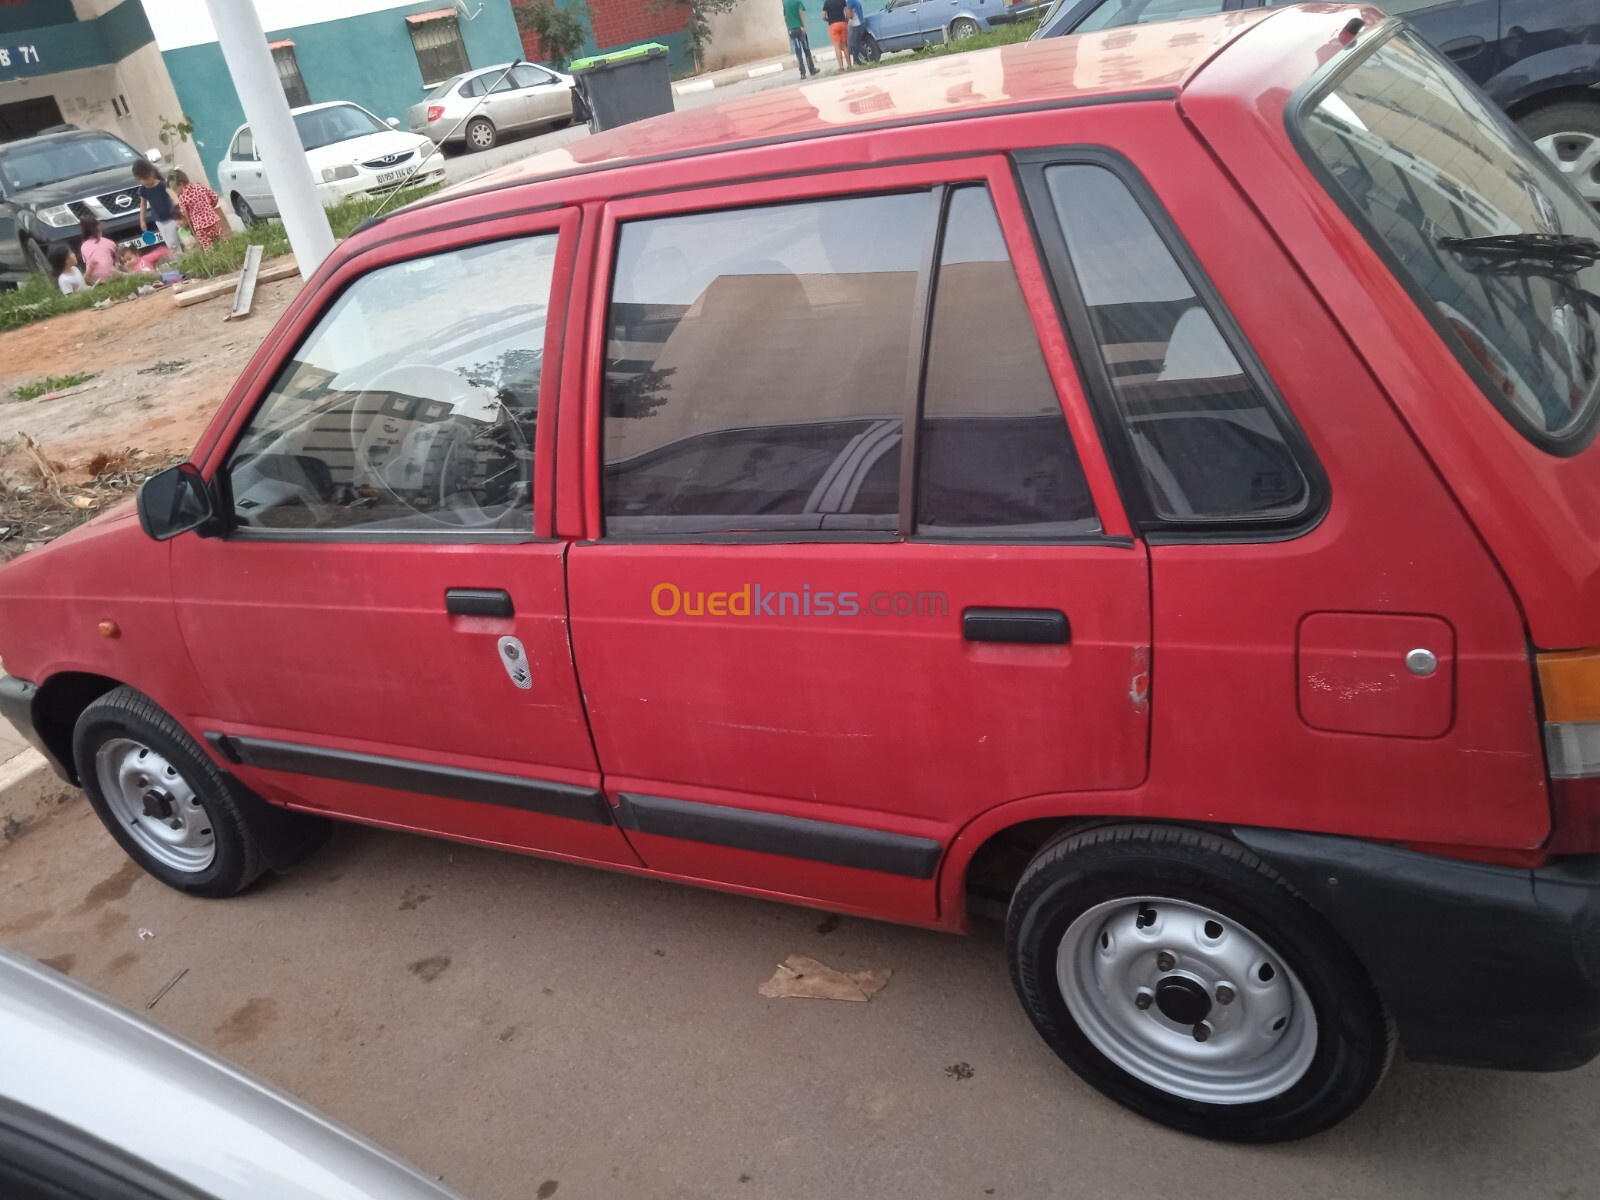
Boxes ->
[0,45,42,68]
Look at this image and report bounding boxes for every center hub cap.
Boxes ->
[1154,975,1212,1026]
[141,789,174,820]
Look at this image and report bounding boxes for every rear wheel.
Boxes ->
[1007,825,1392,1142]
[1520,101,1600,208]
[949,16,980,40]
[232,193,259,228]
[465,117,497,152]
[73,686,267,898]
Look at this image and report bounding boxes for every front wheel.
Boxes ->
[859,34,881,63]
[1007,825,1392,1142]
[1519,101,1600,209]
[24,237,51,277]
[73,686,267,898]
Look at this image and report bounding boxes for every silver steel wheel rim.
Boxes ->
[1535,131,1600,205]
[470,122,493,147]
[1057,897,1317,1105]
[96,739,215,873]
[952,20,977,39]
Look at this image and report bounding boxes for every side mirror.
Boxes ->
[145,147,164,165]
[386,116,401,128]
[137,463,219,542]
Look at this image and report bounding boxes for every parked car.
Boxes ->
[217,101,446,228]
[4,3,1600,1144]
[861,0,1042,59]
[0,126,164,286]
[408,62,577,153]
[0,949,460,1198]
[1032,0,1600,204]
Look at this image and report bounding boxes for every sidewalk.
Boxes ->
[0,712,75,842]
[673,54,794,96]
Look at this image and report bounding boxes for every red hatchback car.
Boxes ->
[3,3,1599,1142]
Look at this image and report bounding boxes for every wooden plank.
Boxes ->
[226,244,264,321]
[172,258,299,308]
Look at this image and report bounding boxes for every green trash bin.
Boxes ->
[569,43,675,133]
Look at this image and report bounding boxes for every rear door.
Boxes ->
[172,208,640,867]
[565,160,1149,923]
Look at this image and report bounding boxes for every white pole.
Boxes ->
[203,0,335,272]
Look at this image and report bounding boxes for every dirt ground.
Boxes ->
[0,269,303,481]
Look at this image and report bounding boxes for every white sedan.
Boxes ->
[217,101,447,226]
[408,62,576,152]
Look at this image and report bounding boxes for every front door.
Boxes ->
[172,210,640,867]
[511,64,571,125]
[874,0,928,50]
[566,161,1149,923]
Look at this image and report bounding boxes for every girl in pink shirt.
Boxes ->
[78,215,119,284]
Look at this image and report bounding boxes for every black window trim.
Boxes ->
[1285,18,1600,458]
[1013,145,1331,544]
[0,1097,211,1200]
[215,230,564,546]
[599,180,1120,547]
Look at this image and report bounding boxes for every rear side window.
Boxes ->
[1042,164,1312,525]
[1297,29,1600,450]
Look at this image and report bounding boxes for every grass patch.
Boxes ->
[10,372,98,403]
[0,182,443,334]
[861,19,1037,70]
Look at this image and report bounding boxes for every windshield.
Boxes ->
[293,104,387,151]
[0,135,140,192]
[1298,29,1600,448]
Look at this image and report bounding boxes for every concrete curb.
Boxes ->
[673,56,796,95]
[0,749,80,844]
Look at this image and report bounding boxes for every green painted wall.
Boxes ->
[0,0,75,36]
[0,0,153,80]
[164,1,524,192]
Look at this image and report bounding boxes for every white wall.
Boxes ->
[113,40,209,182]
[0,65,142,142]
[702,0,789,71]
[142,0,467,51]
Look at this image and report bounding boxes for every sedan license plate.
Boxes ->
[376,169,406,186]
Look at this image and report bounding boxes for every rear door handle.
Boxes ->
[962,607,1069,644]
[446,588,514,617]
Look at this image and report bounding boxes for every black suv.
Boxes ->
[1032,0,1600,206]
[0,126,158,286]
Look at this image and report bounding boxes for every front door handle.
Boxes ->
[962,607,1069,644]
[446,588,514,617]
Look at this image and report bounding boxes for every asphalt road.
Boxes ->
[437,67,804,189]
[3,798,1597,1200]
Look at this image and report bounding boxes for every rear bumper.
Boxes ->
[1236,828,1600,1071]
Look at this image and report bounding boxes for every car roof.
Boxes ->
[432,8,1278,202]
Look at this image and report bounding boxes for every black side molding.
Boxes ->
[0,674,66,778]
[446,588,514,617]
[208,734,612,825]
[614,792,941,879]
[962,607,1070,644]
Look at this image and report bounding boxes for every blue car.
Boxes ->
[1031,0,1600,207]
[860,0,1045,61]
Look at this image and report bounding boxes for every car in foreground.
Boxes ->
[408,62,577,153]
[0,950,459,1198]
[2,3,1599,1144]
[0,126,165,285]
[861,0,1042,59]
[1032,0,1600,205]
[217,101,446,227]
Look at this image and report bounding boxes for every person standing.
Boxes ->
[822,0,851,72]
[133,160,183,256]
[846,0,868,64]
[783,0,818,77]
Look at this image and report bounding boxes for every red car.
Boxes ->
[3,3,1598,1143]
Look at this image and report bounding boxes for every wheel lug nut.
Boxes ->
[1193,1022,1212,1043]
[1215,984,1235,1005]
[1155,951,1176,972]
[1134,990,1153,1010]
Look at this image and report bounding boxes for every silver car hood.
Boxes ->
[0,950,461,1199]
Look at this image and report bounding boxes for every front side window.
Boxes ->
[1044,163,1312,525]
[410,15,471,86]
[227,235,558,536]
[1298,30,1600,448]
[602,193,934,535]
[512,64,555,88]
[1075,0,1227,33]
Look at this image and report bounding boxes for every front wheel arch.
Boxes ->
[31,671,122,784]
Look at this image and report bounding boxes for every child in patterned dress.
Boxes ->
[173,170,229,250]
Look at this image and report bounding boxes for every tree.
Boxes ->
[652,0,740,72]
[513,0,591,66]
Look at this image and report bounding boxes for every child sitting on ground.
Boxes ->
[172,169,228,250]
[133,159,182,256]
[78,215,119,284]
[48,243,87,295]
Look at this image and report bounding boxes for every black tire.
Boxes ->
[1007,824,1392,1142]
[949,16,980,40]
[465,117,498,153]
[73,686,267,898]
[859,34,881,63]
[232,193,258,228]
[1517,101,1600,208]
[24,237,51,277]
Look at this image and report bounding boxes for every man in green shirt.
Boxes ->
[783,0,818,77]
